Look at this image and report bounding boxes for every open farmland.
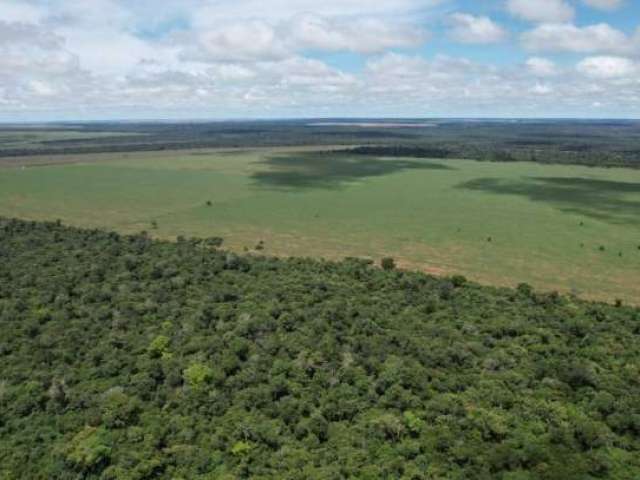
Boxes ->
[1,147,639,303]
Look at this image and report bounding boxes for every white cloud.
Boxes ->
[0,21,64,50]
[0,0,179,77]
[576,56,638,78]
[521,23,635,54]
[195,21,289,62]
[0,21,80,76]
[28,80,58,97]
[118,55,358,112]
[272,57,358,90]
[582,0,624,11]
[530,83,553,95]
[365,54,506,103]
[290,14,426,54]
[208,64,257,82]
[506,0,574,23]
[0,0,46,23]
[183,14,428,63]
[360,52,640,116]
[447,13,507,44]
[526,57,559,76]
[62,28,174,75]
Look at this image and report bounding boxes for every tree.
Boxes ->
[64,427,112,473]
[184,363,214,390]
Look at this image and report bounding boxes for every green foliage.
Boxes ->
[402,411,424,435]
[101,388,140,429]
[230,441,253,457]
[64,426,112,471]
[184,363,214,390]
[370,413,405,441]
[1,218,639,479]
[148,335,171,358]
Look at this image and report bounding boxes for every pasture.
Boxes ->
[1,147,638,303]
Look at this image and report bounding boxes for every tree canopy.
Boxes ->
[1,218,639,479]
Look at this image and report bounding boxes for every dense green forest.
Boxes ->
[1,218,639,479]
[2,119,640,168]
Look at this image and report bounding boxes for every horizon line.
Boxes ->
[1,116,639,125]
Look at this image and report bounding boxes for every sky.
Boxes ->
[1,0,639,120]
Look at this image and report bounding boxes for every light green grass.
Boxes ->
[1,148,639,303]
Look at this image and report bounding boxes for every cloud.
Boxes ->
[447,13,507,44]
[521,23,636,54]
[192,21,289,62]
[526,57,559,76]
[0,21,64,50]
[0,0,47,23]
[290,14,427,54]
[183,14,428,63]
[360,52,640,116]
[116,55,359,115]
[270,57,358,90]
[28,80,59,97]
[576,56,638,78]
[530,83,554,95]
[364,54,507,104]
[0,21,80,76]
[582,0,624,11]
[506,0,574,23]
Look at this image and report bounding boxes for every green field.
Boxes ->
[1,147,639,303]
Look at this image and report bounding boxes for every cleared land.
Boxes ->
[1,147,639,303]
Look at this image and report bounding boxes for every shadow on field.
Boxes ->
[251,152,453,190]
[459,176,640,225]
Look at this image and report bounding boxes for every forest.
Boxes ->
[1,217,639,479]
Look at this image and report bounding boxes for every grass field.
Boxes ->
[1,147,639,303]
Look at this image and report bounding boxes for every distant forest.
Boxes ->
[2,119,640,168]
[1,218,639,479]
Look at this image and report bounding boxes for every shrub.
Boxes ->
[517,283,533,296]
[451,275,467,287]
[205,237,224,247]
[381,257,396,271]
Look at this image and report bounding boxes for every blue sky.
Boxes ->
[1,0,639,120]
